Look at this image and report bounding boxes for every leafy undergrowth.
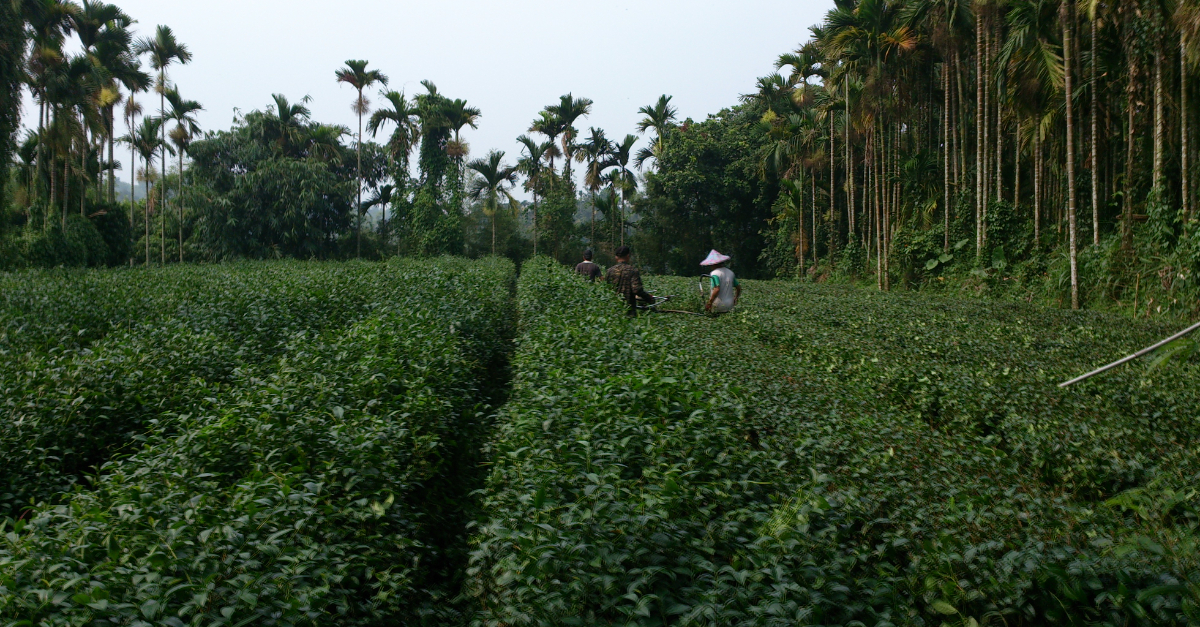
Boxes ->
[465,262,1198,626]
[0,257,515,626]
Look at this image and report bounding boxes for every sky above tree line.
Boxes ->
[20,0,835,196]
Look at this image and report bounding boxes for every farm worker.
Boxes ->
[575,248,601,282]
[605,245,654,317]
[701,249,740,314]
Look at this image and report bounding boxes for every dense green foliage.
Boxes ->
[633,108,777,278]
[0,0,24,201]
[729,0,1200,319]
[186,106,357,260]
[466,261,1197,625]
[0,257,515,625]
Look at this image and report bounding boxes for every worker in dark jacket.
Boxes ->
[575,249,601,282]
[605,245,653,317]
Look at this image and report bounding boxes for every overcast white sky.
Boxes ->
[21,0,833,193]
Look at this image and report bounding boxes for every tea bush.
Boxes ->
[466,259,797,625]
[0,257,515,626]
[0,261,462,516]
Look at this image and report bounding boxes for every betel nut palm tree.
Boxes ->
[165,87,200,262]
[582,127,612,245]
[119,114,162,264]
[335,59,388,257]
[635,94,677,170]
[368,90,421,180]
[466,150,519,255]
[135,24,190,264]
[516,134,550,256]
[547,93,592,181]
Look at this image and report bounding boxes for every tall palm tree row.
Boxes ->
[753,0,1200,311]
[9,1,202,264]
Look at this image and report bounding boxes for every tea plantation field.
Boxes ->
[466,260,1198,626]
[2,257,1197,626]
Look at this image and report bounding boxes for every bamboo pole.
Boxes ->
[1059,321,1200,387]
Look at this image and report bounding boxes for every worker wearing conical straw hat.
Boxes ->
[701,250,740,314]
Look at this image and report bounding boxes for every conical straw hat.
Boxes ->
[700,249,730,266]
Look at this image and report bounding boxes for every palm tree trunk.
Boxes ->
[1123,69,1136,252]
[145,176,150,265]
[36,98,44,209]
[621,197,626,248]
[976,22,984,259]
[62,157,68,229]
[846,83,853,238]
[982,24,992,248]
[492,214,496,255]
[161,78,167,265]
[955,51,965,186]
[532,193,538,257]
[130,122,136,264]
[995,98,1002,208]
[81,128,87,216]
[50,110,57,225]
[107,107,115,203]
[1015,119,1021,214]
[1092,14,1101,245]
[356,95,363,259]
[799,171,807,276]
[811,170,817,273]
[944,62,951,251]
[886,125,894,291]
[830,113,836,264]
[874,127,883,290]
[1064,4,1080,310]
[1034,125,1041,246]
[160,187,165,265]
[1184,35,1191,223]
[1154,43,1164,193]
[179,148,184,263]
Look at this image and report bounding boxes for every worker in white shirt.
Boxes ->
[700,249,740,314]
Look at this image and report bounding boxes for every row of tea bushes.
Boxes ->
[466,259,875,625]
[0,258,515,626]
[0,261,407,357]
[0,262,435,517]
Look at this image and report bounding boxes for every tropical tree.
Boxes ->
[73,0,139,203]
[635,94,678,170]
[165,87,201,262]
[367,90,420,184]
[604,134,639,247]
[335,59,388,257]
[23,0,77,210]
[528,110,563,174]
[122,90,141,240]
[362,184,394,247]
[516,134,551,256]
[135,24,190,263]
[119,115,163,264]
[547,93,592,182]
[466,150,519,255]
[582,127,612,245]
